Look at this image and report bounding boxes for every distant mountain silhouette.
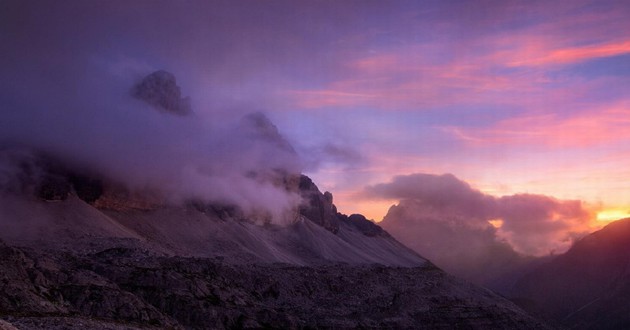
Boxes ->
[511,218,630,329]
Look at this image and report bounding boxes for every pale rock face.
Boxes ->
[132,70,191,115]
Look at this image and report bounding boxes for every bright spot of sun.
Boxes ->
[597,209,630,222]
[488,219,504,228]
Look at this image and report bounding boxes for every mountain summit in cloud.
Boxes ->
[133,70,192,115]
[367,172,593,289]
[0,135,551,328]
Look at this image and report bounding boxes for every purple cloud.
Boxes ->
[365,173,593,256]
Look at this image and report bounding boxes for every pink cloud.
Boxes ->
[507,40,630,67]
[282,4,629,111]
[446,101,630,148]
[365,173,597,256]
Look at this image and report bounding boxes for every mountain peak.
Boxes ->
[133,70,192,115]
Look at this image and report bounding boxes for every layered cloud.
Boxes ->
[444,101,630,148]
[284,1,630,111]
[365,173,595,256]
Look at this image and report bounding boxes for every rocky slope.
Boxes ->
[0,238,552,329]
[511,218,630,329]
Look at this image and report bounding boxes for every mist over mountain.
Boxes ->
[371,173,592,289]
[2,1,628,329]
[0,65,307,226]
[0,69,556,328]
[0,132,551,328]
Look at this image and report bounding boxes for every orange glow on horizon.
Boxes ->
[596,209,630,222]
[488,219,504,228]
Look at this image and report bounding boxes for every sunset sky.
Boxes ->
[2,0,630,252]
[263,0,630,224]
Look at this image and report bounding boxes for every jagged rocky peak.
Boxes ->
[133,70,192,115]
[295,174,389,236]
[298,175,340,233]
[341,213,386,237]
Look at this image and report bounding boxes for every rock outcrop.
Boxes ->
[298,175,340,233]
[132,70,191,115]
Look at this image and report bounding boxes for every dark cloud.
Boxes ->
[364,173,495,222]
[366,173,593,256]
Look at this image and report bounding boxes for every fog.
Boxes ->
[0,1,315,224]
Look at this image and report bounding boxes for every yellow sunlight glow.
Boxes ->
[596,209,630,222]
[488,219,504,228]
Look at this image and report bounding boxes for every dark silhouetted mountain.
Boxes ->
[133,70,192,115]
[511,218,630,329]
[298,174,340,233]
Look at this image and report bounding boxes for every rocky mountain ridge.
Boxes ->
[0,70,553,329]
[0,149,555,329]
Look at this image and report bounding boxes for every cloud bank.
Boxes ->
[365,173,594,256]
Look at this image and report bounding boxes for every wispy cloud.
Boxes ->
[445,101,630,148]
[507,40,630,67]
[283,2,629,111]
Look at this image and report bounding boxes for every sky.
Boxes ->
[1,0,629,255]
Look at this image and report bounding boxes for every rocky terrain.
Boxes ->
[0,237,552,329]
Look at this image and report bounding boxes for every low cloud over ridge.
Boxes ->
[0,67,303,224]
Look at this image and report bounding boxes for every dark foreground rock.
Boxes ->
[0,241,552,330]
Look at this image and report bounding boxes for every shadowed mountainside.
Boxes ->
[511,218,630,329]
